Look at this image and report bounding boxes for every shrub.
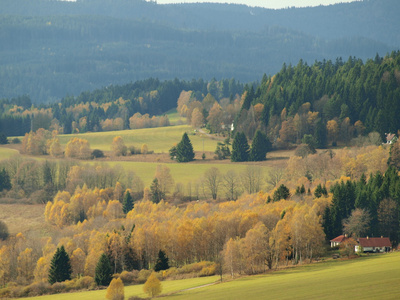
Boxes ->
[92,149,105,159]
[50,281,67,294]
[199,264,217,277]
[24,281,51,297]
[118,270,138,285]
[74,276,95,290]
[11,137,21,144]
[136,269,152,284]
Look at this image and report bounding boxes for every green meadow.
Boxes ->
[102,160,270,187]
[167,253,400,300]
[19,253,400,300]
[56,125,219,153]
[19,276,219,300]
[0,147,19,160]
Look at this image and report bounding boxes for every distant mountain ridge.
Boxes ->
[0,0,398,102]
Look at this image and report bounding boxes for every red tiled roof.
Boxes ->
[330,235,347,243]
[358,237,391,248]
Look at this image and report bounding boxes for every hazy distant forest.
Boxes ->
[1,0,399,102]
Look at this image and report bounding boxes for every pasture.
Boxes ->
[18,276,220,300]
[103,160,273,188]
[56,125,220,153]
[166,252,400,300]
[0,147,19,160]
[18,252,400,300]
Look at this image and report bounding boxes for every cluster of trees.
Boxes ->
[232,52,400,149]
[0,78,243,138]
[231,131,271,162]
[177,90,242,134]
[0,192,327,293]
[323,166,400,245]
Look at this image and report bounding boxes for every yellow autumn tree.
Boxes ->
[106,277,124,300]
[143,272,162,298]
[111,136,127,156]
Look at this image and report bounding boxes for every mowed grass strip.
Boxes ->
[167,253,400,300]
[18,276,220,300]
[56,125,219,153]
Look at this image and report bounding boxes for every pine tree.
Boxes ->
[95,253,113,286]
[249,130,271,161]
[122,191,134,214]
[175,133,195,162]
[154,250,169,272]
[48,245,72,284]
[231,132,249,162]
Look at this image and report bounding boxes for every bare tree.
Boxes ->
[203,167,222,200]
[265,167,285,188]
[241,166,263,194]
[222,170,242,200]
[343,208,371,238]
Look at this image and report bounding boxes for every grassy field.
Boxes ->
[19,276,220,300]
[56,125,220,153]
[18,253,400,300]
[102,160,272,187]
[166,253,400,300]
[0,204,46,235]
[0,146,19,160]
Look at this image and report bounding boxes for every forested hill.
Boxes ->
[0,0,397,103]
[237,51,400,147]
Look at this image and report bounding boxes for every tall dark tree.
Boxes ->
[95,253,112,286]
[0,132,7,144]
[154,250,169,272]
[249,130,271,161]
[0,220,9,240]
[150,178,165,204]
[273,184,291,202]
[231,132,249,162]
[122,190,134,214]
[175,132,195,162]
[48,245,72,284]
[0,169,11,192]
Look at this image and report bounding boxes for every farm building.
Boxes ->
[330,235,349,247]
[355,237,392,253]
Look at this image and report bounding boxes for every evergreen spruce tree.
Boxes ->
[48,245,72,284]
[95,253,113,286]
[231,132,249,162]
[249,130,271,161]
[150,178,165,203]
[122,190,134,214]
[154,250,169,272]
[176,133,195,162]
[0,169,11,192]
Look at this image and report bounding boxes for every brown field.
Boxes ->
[0,204,47,235]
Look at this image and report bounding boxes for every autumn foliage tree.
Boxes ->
[143,272,162,298]
[106,277,124,300]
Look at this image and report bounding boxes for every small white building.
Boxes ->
[330,235,348,247]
